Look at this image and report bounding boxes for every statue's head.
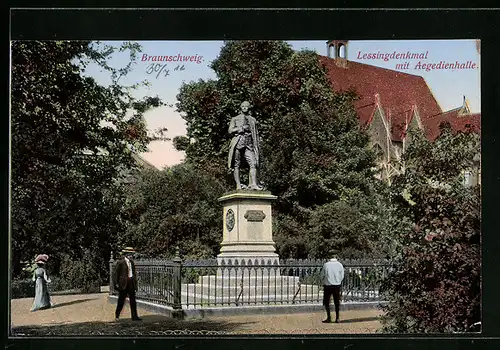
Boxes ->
[240,101,251,114]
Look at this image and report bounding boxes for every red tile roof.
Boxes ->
[424,109,481,141]
[319,56,443,141]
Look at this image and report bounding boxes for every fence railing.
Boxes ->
[109,256,391,310]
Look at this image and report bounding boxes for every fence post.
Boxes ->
[109,251,115,296]
[172,246,183,319]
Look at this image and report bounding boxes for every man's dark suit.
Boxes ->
[114,257,140,320]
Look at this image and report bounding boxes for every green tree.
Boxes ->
[381,124,481,333]
[120,164,226,259]
[11,41,163,281]
[175,40,391,259]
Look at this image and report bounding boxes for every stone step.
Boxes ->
[135,289,380,306]
[181,283,321,297]
[197,275,300,286]
[213,271,283,278]
[138,288,379,299]
[180,291,322,304]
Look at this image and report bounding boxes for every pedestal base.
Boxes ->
[216,189,280,276]
[217,190,278,263]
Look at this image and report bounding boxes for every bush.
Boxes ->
[380,224,480,333]
[11,279,35,299]
[58,253,101,293]
[380,128,481,333]
[11,276,67,299]
[181,266,217,284]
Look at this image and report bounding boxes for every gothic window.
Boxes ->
[328,45,335,58]
[338,44,346,59]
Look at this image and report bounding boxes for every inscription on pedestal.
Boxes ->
[244,210,266,222]
[226,209,235,231]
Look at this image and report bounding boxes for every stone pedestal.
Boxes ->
[179,190,324,306]
[216,190,279,266]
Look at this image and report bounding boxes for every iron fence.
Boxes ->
[109,256,391,310]
[110,255,182,309]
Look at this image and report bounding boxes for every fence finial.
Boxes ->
[172,246,182,263]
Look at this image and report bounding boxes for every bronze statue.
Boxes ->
[227,101,263,190]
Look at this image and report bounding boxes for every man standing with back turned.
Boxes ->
[321,252,345,323]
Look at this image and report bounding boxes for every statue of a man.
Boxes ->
[227,101,263,190]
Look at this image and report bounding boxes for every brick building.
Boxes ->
[320,40,481,185]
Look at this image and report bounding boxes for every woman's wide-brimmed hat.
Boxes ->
[35,254,49,263]
[121,247,136,253]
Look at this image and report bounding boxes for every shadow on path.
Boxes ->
[338,316,380,324]
[50,298,96,309]
[11,314,257,336]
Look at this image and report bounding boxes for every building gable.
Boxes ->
[367,102,391,162]
[319,55,442,142]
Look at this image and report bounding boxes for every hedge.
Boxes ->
[11,276,100,299]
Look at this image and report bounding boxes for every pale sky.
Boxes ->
[83,40,480,169]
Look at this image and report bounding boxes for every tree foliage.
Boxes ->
[11,41,162,280]
[381,125,481,333]
[175,41,392,259]
[119,164,226,259]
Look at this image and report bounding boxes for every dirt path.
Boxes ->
[11,293,383,335]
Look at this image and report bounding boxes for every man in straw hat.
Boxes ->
[114,247,142,321]
[320,250,345,323]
